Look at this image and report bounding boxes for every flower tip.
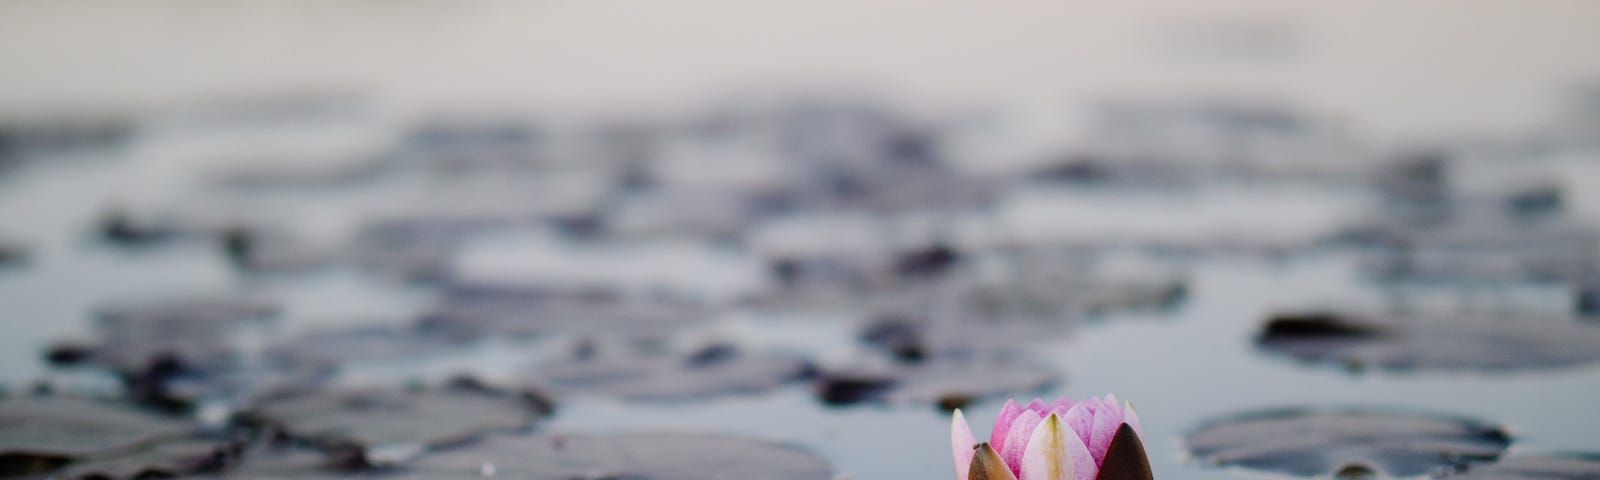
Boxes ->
[952,408,977,480]
[1095,423,1153,480]
[968,443,1019,480]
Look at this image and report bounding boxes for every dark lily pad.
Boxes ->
[1185,408,1511,477]
[95,207,186,246]
[204,146,387,189]
[813,358,1057,408]
[45,438,242,480]
[262,326,472,370]
[201,446,366,480]
[217,226,334,272]
[62,296,281,409]
[0,238,28,269]
[350,215,513,282]
[0,396,191,459]
[391,432,833,480]
[94,296,280,331]
[1351,218,1597,284]
[1439,453,1600,480]
[1256,309,1600,372]
[420,289,711,342]
[523,343,810,401]
[242,385,553,464]
[0,396,241,479]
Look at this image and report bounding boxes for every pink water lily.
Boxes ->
[951,395,1152,480]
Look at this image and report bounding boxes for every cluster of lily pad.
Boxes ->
[6,87,1600,480]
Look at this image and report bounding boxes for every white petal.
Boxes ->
[1019,413,1097,480]
[953,409,978,480]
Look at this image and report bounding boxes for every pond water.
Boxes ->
[4,2,1600,480]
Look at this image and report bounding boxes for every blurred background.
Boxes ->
[2,1,1600,479]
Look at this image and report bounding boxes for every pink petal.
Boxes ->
[1082,396,1103,415]
[1000,409,1043,476]
[1062,402,1094,449]
[1103,394,1122,423]
[1088,402,1122,466]
[1048,397,1074,416]
[991,399,1023,453]
[953,409,977,480]
[1018,413,1097,480]
[1122,401,1144,439]
[1024,398,1049,415]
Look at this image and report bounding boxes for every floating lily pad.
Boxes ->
[1440,453,1600,480]
[243,386,553,464]
[0,396,239,479]
[95,296,280,330]
[0,238,28,269]
[60,296,281,409]
[813,358,1056,408]
[47,438,242,479]
[1185,408,1511,477]
[0,397,191,459]
[350,216,511,282]
[1358,222,1598,284]
[392,432,833,480]
[206,447,361,480]
[1256,310,1600,372]
[217,226,335,272]
[523,343,810,401]
[263,326,472,370]
[420,290,712,342]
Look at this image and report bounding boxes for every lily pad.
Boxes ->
[1256,310,1600,372]
[1439,453,1600,480]
[0,396,239,479]
[523,343,810,401]
[263,326,472,370]
[217,226,335,272]
[813,358,1057,408]
[62,296,281,409]
[420,290,711,342]
[392,432,833,480]
[46,438,242,480]
[1339,213,1597,284]
[0,397,191,459]
[202,447,363,480]
[1185,408,1511,477]
[243,385,553,464]
[350,216,511,282]
[0,238,27,269]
